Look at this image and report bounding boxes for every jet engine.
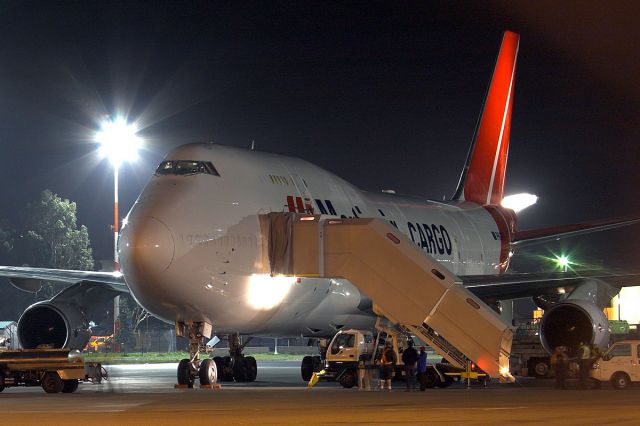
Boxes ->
[539,299,609,355]
[17,300,91,349]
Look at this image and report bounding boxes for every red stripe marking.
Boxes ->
[464,31,519,205]
[286,196,295,213]
[483,205,517,273]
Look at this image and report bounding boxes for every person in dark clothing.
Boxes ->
[378,342,396,390]
[550,346,568,389]
[402,342,418,391]
[417,346,428,391]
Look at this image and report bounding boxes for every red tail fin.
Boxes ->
[453,31,520,205]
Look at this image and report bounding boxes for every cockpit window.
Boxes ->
[155,160,220,176]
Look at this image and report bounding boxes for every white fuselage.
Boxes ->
[118,143,506,337]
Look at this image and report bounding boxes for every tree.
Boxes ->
[114,295,136,351]
[16,190,94,299]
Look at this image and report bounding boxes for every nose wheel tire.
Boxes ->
[177,359,194,387]
[199,359,218,385]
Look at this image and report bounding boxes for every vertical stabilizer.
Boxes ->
[453,31,520,205]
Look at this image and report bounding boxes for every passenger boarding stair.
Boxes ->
[260,213,513,380]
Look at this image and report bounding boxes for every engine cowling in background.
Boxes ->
[539,299,609,355]
[17,300,91,349]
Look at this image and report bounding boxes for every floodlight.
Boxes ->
[501,193,538,213]
[95,118,142,168]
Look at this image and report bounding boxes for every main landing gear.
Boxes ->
[301,338,327,381]
[175,324,257,387]
[176,321,218,387]
[213,333,257,383]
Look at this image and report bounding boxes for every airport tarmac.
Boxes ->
[0,361,638,425]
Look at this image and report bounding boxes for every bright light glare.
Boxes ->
[95,118,142,168]
[247,274,296,310]
[501,193,538,213]
[556,255,570,268]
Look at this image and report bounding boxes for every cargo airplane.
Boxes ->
[2,31,639,386]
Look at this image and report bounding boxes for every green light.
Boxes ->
[554,254,572,272]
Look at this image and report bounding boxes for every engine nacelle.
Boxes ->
[539,299,609,355]
[17,300,91,350]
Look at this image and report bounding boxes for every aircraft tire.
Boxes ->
[233,357,248,382]
[220,356,234,382]
[199,359,218,385]
[177,359,194,387]
[312,355,322,371]
[245,356,257,382]
[301,356,314,381]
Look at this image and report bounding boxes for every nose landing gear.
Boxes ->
[176,321,218,388]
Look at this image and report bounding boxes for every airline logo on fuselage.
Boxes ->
[285,195,453,257]
[407,222,452,255]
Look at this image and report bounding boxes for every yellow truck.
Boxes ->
[0,348,106,393]
[85,335,113,353]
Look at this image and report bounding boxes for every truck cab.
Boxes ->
[322,329,375,388]
[591,340,640,389]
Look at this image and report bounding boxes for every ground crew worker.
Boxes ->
[550,346,568,389]
[378,341,396,390]
[358,353,371,390]
[402,341,418,391]
[417,346,428,391]
[578,341,591,389]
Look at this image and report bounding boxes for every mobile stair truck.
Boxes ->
[0,348,106,393]
[261,213,515,385]
[323,326,491,389]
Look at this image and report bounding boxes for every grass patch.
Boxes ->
[83,352,306,364]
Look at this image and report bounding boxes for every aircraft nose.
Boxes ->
[119,216,175,276]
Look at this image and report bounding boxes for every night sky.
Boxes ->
[1,1,639,267]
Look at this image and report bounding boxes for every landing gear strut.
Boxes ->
[215,333,257,382]
[176,321,218,387]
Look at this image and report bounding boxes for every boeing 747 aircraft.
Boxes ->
[1,31,639,386]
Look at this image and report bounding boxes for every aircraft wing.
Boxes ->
[0,265,128,293]
[462,270,640,300]
[512,215,640,248]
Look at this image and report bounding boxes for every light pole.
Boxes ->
[96,118,142,345]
